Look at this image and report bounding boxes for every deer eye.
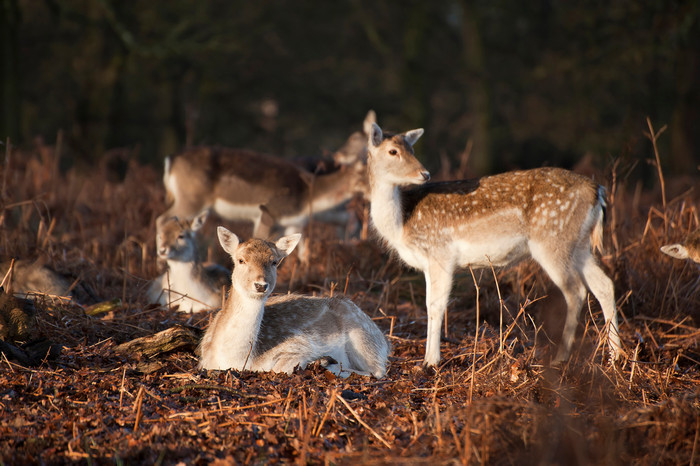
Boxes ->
[238,259,245,264]
[271,260,279,267]
[388,149,398,156]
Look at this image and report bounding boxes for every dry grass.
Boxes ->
[0,138,698,464]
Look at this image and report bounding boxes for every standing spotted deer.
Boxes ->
[197,227,389,377]
[148,210,230,312]
[366,122,620,366]
[156,112,375,242]
[661,229,700,263]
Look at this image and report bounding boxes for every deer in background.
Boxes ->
[156,111,375,247]
[661,229,700,263]
[148,210,230,312]
[366,121,620,366]
[0,259,72,299]
[198,227,389,377]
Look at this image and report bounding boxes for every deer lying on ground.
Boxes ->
[660,229,700,264]
[148,210,230,312]
[197,227,389,377]
[366,121,621,366]
[0,259,72,299]
[156,112,375,245]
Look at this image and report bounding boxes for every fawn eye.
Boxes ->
[238,259,245,264]
[388,149,398,156]
[271,260,279,267]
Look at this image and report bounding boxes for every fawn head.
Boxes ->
[367,122,429,187]
[156,210,208,262]
[217,227,301,300]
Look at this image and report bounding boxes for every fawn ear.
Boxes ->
[660,244,689,260]
[403,128,424,146]
[369,123,383,148]
[275,233,301,258]
[217,227,240,255]
[191,209,209,232]
[363,110,377,135]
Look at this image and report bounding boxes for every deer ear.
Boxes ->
[404,128,424,146]
[191,209,209,232]
[275,233,301,258]
[660,244,689,260]
[363,110,377,135]
[369,123,383,148]
[217,227,240,255]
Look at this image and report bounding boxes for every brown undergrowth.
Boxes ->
[0,139,698,465]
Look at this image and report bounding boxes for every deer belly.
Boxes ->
[213,199,262,222]
[278,212,309,228]
[455,236,528,268]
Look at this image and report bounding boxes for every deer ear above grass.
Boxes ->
[369,123,383,148]
[191,209,209,232]
[217,227,240,255]
[363,110,377,135]
[275,234,301,258]
[660,243,689,260]
[403,128,424,146]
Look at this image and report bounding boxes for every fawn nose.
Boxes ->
[420,171,430,181]
[254,282,268,293]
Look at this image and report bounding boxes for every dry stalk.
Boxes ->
[313,389,338,436]
[468,266,479,404]
[644,117,668,226]
[337,394,391,449]
[133,385,145,432]
[487,258,505,355]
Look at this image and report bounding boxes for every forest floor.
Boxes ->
[0,142,698,465]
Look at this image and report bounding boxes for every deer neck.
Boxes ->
[208,289,266,369]
[165,259,199,282]
[369,179,405,245]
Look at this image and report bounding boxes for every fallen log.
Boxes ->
[113,324,204,358]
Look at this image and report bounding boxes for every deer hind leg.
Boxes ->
[423,261,455,367]
[344,329,388,378]
[580,254,620,360]
[531,243,587,362]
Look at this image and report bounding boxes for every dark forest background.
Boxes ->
[1,0,698,176]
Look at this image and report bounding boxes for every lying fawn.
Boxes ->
[156,112,374,242]
[661,229,700,263]
[0,259,72,298]
[366,122,620,366]
[148,210,230,312]
[198,227,389,377]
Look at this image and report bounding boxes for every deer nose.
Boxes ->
[254,282,268,293]
[420,171,430,181]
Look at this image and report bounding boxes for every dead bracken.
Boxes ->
[0,140,698,464]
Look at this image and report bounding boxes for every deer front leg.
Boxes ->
[423,262,454,367]
[252,205,275,239]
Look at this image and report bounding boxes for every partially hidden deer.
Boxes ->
[148,210,231,312]
[366,121,621,366]
[0,259,72,299]
[156,111,375,244]
[197,227,389,377]
[661,229,700,264]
